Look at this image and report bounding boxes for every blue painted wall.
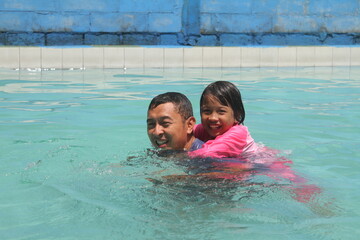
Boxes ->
[0,0,359,45]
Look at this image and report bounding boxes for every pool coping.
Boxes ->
[0,46,359,69]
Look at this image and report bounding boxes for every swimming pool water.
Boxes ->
[1,67,359,240]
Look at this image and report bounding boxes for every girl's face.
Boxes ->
[200,95,236,138]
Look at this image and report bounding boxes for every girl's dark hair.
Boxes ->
[148,92,193,120]
[200,81,245,124]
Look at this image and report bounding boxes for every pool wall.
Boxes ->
[0,46,359,69]
[0,0,359,46]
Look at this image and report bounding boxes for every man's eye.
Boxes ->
[147,122,155,129]
[162,122,171,127]
[218,110,227,114]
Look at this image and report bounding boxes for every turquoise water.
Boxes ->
[1,67,359,240]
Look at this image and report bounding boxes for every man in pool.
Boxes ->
[147,92,204,152]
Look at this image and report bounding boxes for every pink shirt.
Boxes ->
[189,124,258,158]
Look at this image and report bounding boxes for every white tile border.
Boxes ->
[124,47,144,68]
[104,47,125,68]
[41,48,62,69]
[333,47,350,66]
[260,47,279,67]
[296,46,315,67]
[278,47,297,67]
[164,48,184,68]
[19,47,41,69]
[314,46,333,67]
[241,47,260,67]
[203,47,222,68]
[0,47,19,68]
[350,47,360,66]
[144,48,164,68]
[84,48,104,68]
[62,48,83,69]
[222,47,241,68]
[0,46,359,69]
[184,47,202,68]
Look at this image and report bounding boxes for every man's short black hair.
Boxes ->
[148,92,193,120]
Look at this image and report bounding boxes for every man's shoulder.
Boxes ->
[190,138,204,151]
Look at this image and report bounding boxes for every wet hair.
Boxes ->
[148,92,194,120]
[200,81,245,124]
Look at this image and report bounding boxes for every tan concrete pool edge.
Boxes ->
[0,46,359,69]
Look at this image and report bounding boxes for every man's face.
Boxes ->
[147,102,190,150]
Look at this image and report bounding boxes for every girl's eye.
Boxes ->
[201,109,211,114]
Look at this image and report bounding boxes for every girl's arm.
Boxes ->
[190,125,252,158]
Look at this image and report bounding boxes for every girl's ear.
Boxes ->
[186,116,196,134]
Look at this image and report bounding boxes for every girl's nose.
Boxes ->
[208,112,218,121]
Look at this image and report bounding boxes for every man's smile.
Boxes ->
[155,139,168,148]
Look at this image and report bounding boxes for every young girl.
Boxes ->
[187,81,322,203]
[189,81,258,158]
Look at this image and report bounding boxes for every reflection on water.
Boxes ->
[1,67,359,239]
[17,140,341,213]
[18,145,338,240]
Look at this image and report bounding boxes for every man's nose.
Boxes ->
[154,124,164,135]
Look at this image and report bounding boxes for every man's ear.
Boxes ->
[186,116,196,134]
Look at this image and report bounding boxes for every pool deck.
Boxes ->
[0,46,359,69]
